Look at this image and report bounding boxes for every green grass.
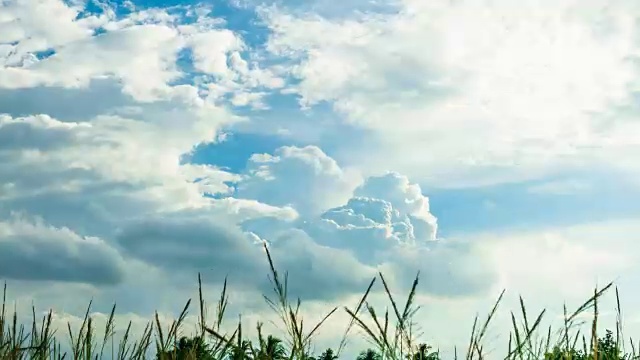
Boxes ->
[0,243,637,360]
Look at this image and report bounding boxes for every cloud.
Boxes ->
[236,161,491,297]
[0,79,133,121]
[114,212,266,284]
[235,145,361,216]
[1,24,184,100]
[0,109,235,210]
[0,113,86,150]
[353,172,438,238]
[0,112,383,301]
[188,29,244,76]
[265,229,379,300]
[2,0,638,356]
[109,202,379,301]
[526,179,592,195]
[261,0,640,186]
[302,172,437,253]
[0,98,246,289]
[0,0,307,301]
[479,220,637,297]
[0,0,106,65]
[0,215,126,285]
[291,172,491,297]
[0,0,282,106]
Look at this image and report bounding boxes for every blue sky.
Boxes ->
[2,0,640,357]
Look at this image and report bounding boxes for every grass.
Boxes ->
[0,243,637,360]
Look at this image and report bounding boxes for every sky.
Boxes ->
[1,0,640,358]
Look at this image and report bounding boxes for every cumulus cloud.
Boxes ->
[115,213,266,284]
[0,100,253,291]
[235,156,491,297]
[353,172,438,239]
[0,110,234,212]
[235,145,361,216]
[0,215,126,285]
[0,0,106,65]
[301,172,437,256]
[0,0,282,106]
[108,202,379,301]
[5,0,635,355]
[0,0,521,311]
[261,0,640,186]
[264,229,379,300]
[0,112,384,302]
[188,29,243,77]
[0,113,86,150]
[5,24,184,101]
[0,0,300,296]
[280,171,491,297]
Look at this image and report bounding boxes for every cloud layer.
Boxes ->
[1,0,639,357]
[261,0,640,185]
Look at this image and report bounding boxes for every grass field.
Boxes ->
[0,244,635,360]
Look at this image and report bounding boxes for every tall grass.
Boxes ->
[0,244,636,360]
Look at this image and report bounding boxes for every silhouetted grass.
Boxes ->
[0,244,636,360]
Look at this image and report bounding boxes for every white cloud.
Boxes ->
[477,219,638,298]
[0,99,237,209]
[353,172,437,235]
[2,0,639,357]
[0,0,283,105]
[308,171,439,260]
[262,0,640,186]
[236,145,362,216]
[1,24,184,101]
[0,114,379,302]
[0,0,107,65]
[188,29,244,76]
[236,159,490,297]
[0,0,303,298]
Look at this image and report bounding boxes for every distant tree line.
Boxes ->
[157,329,628,360]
